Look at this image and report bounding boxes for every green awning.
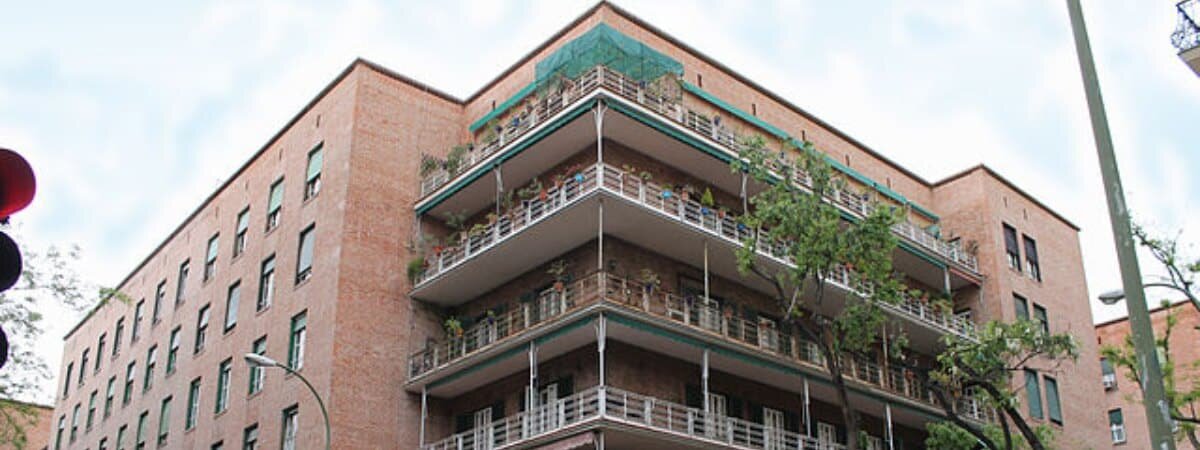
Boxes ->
[535,23,683,90]
[469,82,537,133]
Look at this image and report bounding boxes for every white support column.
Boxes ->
[495,166,504,217]
[419,386,428,446]
[594,102,606,166]
[703,240,710,303]
[702,348,711,414]
[740,173,748,214]
[598,198,605,273]
[528,341,538,410]
[597,314,607,387]
[803,376,811,437]
[596,430,605,450]
[886,403,895,450]
[943,268,951,295]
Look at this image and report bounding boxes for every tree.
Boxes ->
[0,224,113,449]
[1097,222,1200,448]
[731,136,907,450]
[922,320,1077,450]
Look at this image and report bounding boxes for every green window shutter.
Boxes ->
[1045,376,1062,423]
[1014,294,1029,321]
[206,235,219,262]
[237,211,249,234]
[289,312,307,368]
[297,226,315,276]
[268,180,284,213]
[306,145,323,181]
[1109,409,1123,426]
[1101,357,1114,376]
[1024,369,1043,419]
[136,412,147,442]
[158,397,171,438]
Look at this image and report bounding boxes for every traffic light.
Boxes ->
[0,147,36,370]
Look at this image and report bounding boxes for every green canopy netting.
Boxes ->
[470,23,683,132]
[535,23,683,89]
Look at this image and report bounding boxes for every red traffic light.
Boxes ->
[0,148,36,220]
[0,231,19,291]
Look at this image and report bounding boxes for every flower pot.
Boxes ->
[574,173,585,184]
[554,281,565,291]
[539,190,549,202]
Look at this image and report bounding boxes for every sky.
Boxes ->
[1,0,1197,403]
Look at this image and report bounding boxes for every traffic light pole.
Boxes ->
[1064,2,1176,449]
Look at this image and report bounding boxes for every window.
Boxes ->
[152,281,166,323]
[114,318,125,357]
[1109,409,1126,443]
[205,234,219,281]
[63,363,73,398]
[105,376,116,417]
[304,144,323,200]
[123,362,136,405]
[167,327,180,374]
[1101,357,1117,390]
[157,396,172,446]
[186,378,201,430]
[234,208,250,258]
[1033,304,1049,334]
[136,410,148,450]
[100,437,108,450]
[1003,223,1021,270]
[249,336,266,395]
[242,423,259,450]
[1044,376,1062,424]
[133,300,144,341]
[70,404,80,441]
[143,346,157,392]
[87,390,97,429]
[224,282,241,332]
[281,405,298,450]
[116,424,127,450]
[288,312,307,370]
[1024,369,1043,420]
[215,358,231,414]
[295,224,315,284]
[195,304,211,354]
[1023,234,1041,281]
[96,334,107,373]
[211,442,223,450]
[266,179,284,232]
[257,255,275,311]
[79,349,89,385]
[176,260,190,305]
[55,416,65,450]
[1014,294,1029,321]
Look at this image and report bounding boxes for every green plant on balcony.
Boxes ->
[930,297,954,317]
[407,256,427,285]
[680,183,696,202]
[419,153,442,177]
[547,259,569,291]
[444,144,469,176]
[518,177,545,201]
[443,316,464,338]
[467,223,489,239]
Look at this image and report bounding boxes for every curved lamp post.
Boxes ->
[243,353,331,450]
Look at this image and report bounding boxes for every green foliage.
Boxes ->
[444,144,470,175]
[0,224,116,449]
[926,421,1057,450]
[407,256,427,285]
[729,136,904,449]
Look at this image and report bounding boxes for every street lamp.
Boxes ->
[243,353,331,450]
[1099,283,1199,310]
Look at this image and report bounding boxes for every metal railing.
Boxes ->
[1173,0,1200,53]
[416,65,977,272]
[423,386,849,450]
[410,272,993,424]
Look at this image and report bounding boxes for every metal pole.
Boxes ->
[1065,2,1175,449]
[702,348,710,414]
[598,314,607,387]
[885,403,894,450]
[529,342,538,411]
[276,363,331,450]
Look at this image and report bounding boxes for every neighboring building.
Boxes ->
[1096,300,1200,448]
[0,400,54,450]
[48,3,1106,449]
[1172,0,1200,76]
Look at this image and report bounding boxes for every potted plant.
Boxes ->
[486,212,499,225]
[468,223,489,239]
[640,268,661,294]
[548,259,569,291]
[717,205,729,220]
[518,178,542,200]
[407,256,427,284]
[419,154,442,177]
[571,165,586,184]
[444,316,464,338]
[680,184,696,202]
[661,184,674,199]
[700,187,715,215]
[639,170,653,182]
[444,144,469,175]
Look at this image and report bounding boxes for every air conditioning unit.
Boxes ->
[1103,374,1117,390]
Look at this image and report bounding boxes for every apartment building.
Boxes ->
[49,3,1106,449]
[1096,300,1200,448]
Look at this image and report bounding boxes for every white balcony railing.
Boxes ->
[410,273,993,424]
[423,386,850,450]
[417,65,977,272]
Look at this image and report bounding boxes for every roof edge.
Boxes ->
[935,164,1080,231]
[1095,298,1191,328]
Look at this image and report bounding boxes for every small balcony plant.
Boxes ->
[548,259,569,292]
[444,316,464,338]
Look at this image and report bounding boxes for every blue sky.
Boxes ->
[2,0,1197,402]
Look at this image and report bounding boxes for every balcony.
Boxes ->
[1173,0,1200,76]
[416,66,978,274]
[423,385,850,450]
[409,273,989,423]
